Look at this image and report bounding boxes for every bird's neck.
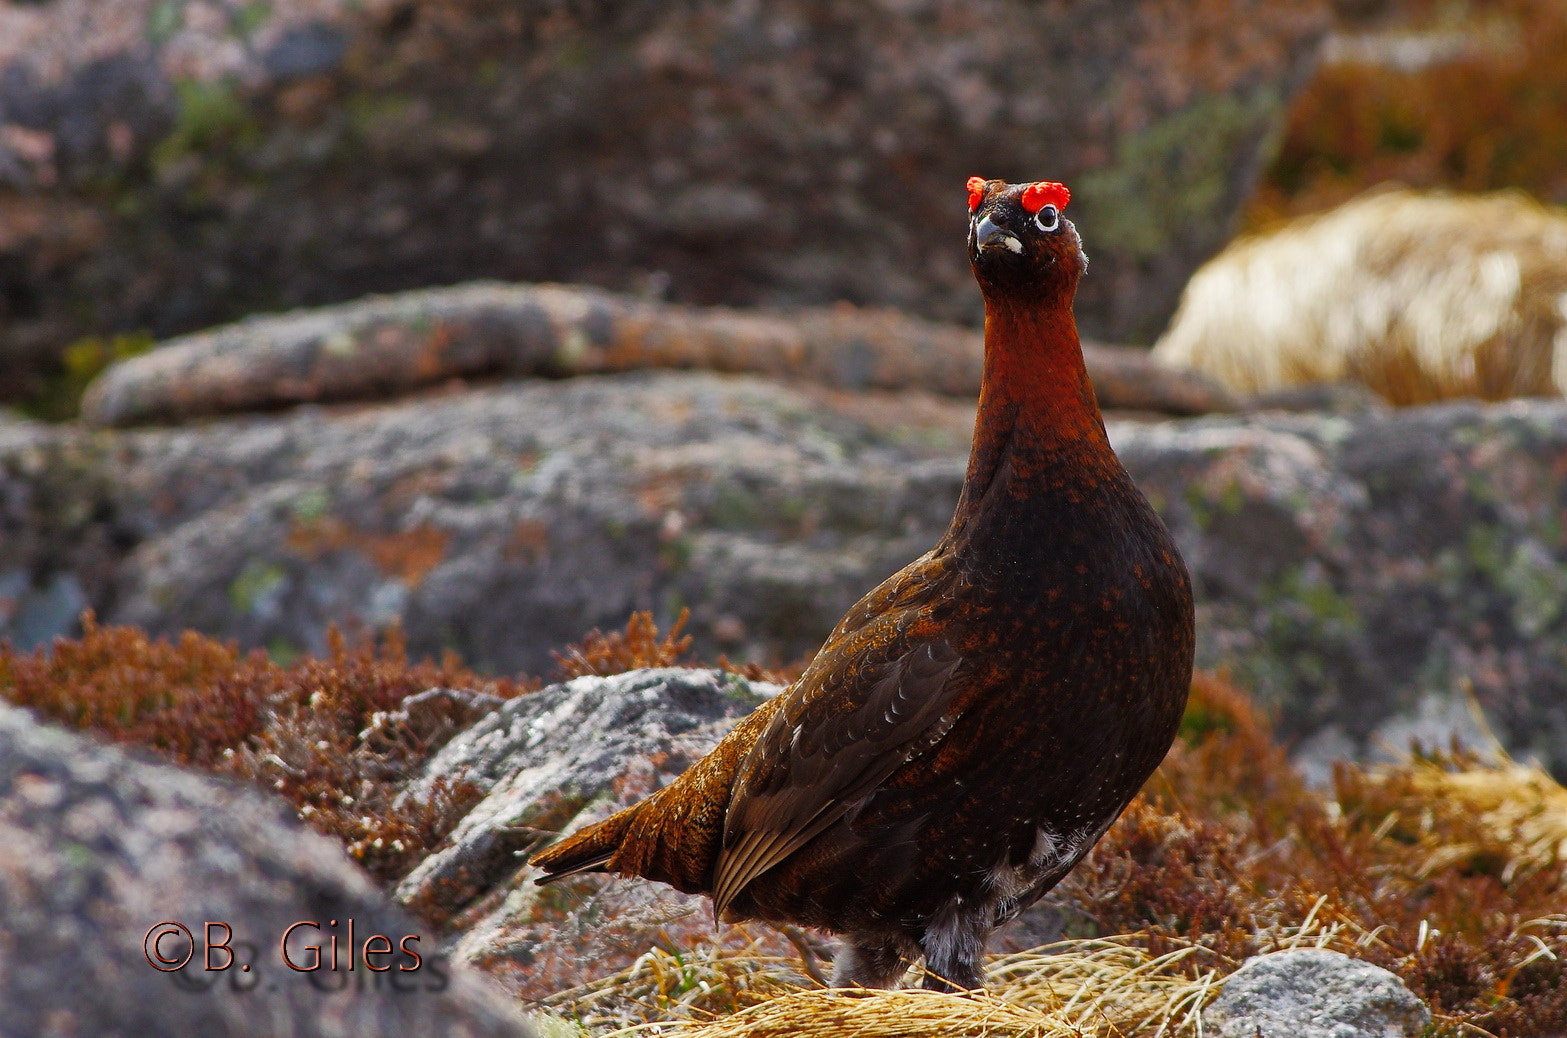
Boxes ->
[950,296,1113,529]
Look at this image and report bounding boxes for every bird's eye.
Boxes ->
[1034,205,1060,233]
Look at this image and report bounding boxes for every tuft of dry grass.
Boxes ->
[550,935,1233,1038]
[656,987,1088,1038]
[1153,187,1567,405]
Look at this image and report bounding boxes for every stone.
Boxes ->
[0,702,537,1037]
[1203,949,1431,1038]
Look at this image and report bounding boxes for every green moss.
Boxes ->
[345,92,416,139]
[659,534,693,572]
[1077,87,1284,261]
[528,1014,589,1038]
[1216,477,1246,517]
[711,484,765,529]
[1177,699,1234,742]
[1184,482,1214,531]
[266,638,301,667]
[1502,542,1567,638]
[1263,565,1361,635]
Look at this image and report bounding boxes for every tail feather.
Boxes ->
[530,804,639,885]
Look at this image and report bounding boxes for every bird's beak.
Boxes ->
[973,215,1023,254]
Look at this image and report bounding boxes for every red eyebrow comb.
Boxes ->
[1020,181,1070,213]
[966,177,988,212]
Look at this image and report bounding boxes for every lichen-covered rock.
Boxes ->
[78,281,1235,428]
[2,372,1565,776]
[1203,949,1431,1038]
[394,668,786,996]
[0,702,536,1037]
[0,0,1329,402]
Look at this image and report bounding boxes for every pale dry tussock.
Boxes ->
[1154,187,1567,405]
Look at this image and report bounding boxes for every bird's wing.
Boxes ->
[710,632,965,917]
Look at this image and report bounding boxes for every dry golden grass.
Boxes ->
[546,935,1225,1038]
[1341,754,1567,885]
[1153,187,1567,405]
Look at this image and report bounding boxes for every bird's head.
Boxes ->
[966,177,1085,304]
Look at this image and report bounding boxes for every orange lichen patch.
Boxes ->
[287,517,450,587]
[364,525,450,585]
[414,323,455,379]
[635,470,690,515]
[505,519,551,564]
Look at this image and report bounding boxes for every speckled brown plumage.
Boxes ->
[531,178,1195,991]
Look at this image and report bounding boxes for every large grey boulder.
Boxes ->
[0,703,536,1037]
[0,0,1329,401]
[1203,949,1431,1038]
[3,370,1566,776]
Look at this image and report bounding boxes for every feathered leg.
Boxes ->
[830,939,908,988]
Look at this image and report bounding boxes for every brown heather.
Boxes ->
[552,608,697,679]
[4,616,1566,1035]
[0,613,528,883]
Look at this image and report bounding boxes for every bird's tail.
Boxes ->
[530,803,640,884]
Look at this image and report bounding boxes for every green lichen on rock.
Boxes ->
[229,560,289,615]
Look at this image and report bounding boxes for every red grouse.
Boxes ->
[531,177,1195,991]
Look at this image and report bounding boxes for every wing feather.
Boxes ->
[711,634,965,916]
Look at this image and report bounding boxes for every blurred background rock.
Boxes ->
[0,0,1331,410]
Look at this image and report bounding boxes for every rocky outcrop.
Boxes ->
[1203,949,1431,1038]
[0,0,1330,402]
[3,370,1566,776]
[0,702,537,1037]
